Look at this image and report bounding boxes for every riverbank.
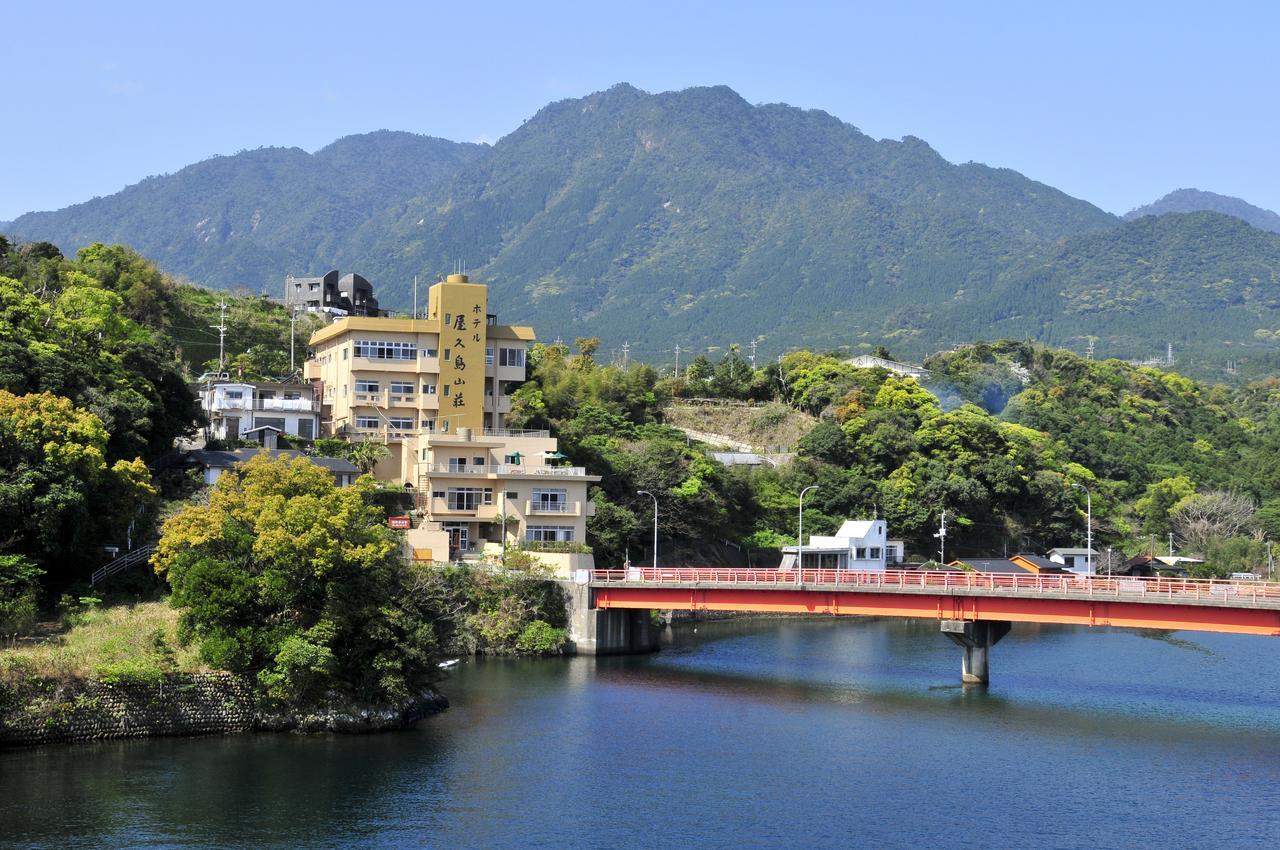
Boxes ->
[0,671,447,748]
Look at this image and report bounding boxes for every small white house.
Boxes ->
[198,381,319,442]
[780,520,905,571]
[1047,547,1098,575]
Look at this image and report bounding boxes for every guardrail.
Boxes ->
[589,568,1280,607]
[91,544,157,587]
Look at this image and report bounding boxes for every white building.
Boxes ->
[780,519,906,571]
[847,355,931,380]
[198,381,321,443]
[1047,547,1099,575]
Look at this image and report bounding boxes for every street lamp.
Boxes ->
[1072,482,1093,575]
[798,485,819,584]
[637,490,658,570]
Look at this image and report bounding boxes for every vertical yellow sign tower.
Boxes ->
[428,274,488,433]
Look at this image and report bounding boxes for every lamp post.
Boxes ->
[1072,482,1093,575]
[637,490,658,570]
[798,485,819,584]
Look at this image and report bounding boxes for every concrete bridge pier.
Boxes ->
[941,620,1011,685]
[559,580,660,656]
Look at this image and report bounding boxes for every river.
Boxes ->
[3,617,1280,848]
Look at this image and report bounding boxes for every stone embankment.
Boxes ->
[0,673,446,748]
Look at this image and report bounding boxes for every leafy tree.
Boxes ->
[153,454,440,706]
[1134,476,1197,536]
[0,390,156,590]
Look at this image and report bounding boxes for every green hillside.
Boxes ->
[8,85,1280,379]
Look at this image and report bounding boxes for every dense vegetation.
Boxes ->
[509,338,1280,577]
[11,85,1280,378]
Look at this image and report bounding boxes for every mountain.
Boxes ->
[6,131,485,292]
[1125,188,1280,235]
[7,84,1280,377]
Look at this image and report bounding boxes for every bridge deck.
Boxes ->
[589,569,1280,635]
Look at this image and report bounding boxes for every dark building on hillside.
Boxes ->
[284,270,384,316]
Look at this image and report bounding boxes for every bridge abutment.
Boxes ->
[559,580,660,656]
[941,620,1011,685]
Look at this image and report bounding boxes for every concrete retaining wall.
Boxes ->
[0,673,257,747]
[0,674,448,748]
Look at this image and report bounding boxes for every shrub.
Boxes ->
[515,620,567,654]
[0,555,42,635]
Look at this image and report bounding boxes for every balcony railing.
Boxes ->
[525,500,583,516]
[213,398,318,412]
[426,463,589,477]
[427,498,498,518]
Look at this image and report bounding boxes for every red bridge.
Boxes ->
[587,568,1280,683]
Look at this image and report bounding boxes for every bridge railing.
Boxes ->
[590,568,1280,605]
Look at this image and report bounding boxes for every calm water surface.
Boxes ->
[4,618,1280,849]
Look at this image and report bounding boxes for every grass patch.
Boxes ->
[0,601,205,685]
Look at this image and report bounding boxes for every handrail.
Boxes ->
[588,568,1280,607]
[90,544,157,586]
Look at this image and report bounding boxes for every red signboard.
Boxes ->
[388,516,411,530]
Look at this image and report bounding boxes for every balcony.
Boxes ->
[485,393,513,414]
[428,498,499,519]
[525,500,585,517]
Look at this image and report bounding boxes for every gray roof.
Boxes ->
[184,449,358,474]
[952,558,1026,574]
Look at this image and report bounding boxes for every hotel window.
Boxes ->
[389,382,415,395]
[444,313,452,327]
[388,417,414,430]
[423,383,437,394]
[443,385,450,396]
[526,526,575,543]
[499,348,526,368]
[420,348,438,358]
[355,380,380,394]
[446,487,486,510]
[503,454,521,464]
[473,456,486,466]
[353,339,416,360]
[485,347,494,367]
[421,419,435,432]
[355,416,381,429]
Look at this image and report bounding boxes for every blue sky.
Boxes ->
[3,0,1278,221]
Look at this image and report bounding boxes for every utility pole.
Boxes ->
[1072,482,1093,575]
[413,275,419,320]
[1268,540,1274,581]
[673,344,681,379]
[934,509,948,565]
[1167,342,1174,366]
[621,341,630,370]
[1168,532,1174,558]
[289,306,297,375]
[748,339,758,369]
[212,301,228,373]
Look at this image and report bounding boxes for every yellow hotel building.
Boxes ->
[304,273,599,569]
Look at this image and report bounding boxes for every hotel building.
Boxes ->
[304,273,598,569]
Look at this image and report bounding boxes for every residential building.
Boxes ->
[1047,547,1099,575]
[180,448,359,487]
[284,270,384,317]
[303,273,600,570]
[780,520,905,570]
[197,380,320,443]
[847,354,931,380]
[950,556,1071,575]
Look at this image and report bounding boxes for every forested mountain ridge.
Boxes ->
[6,131,485,293]
[1125,188,1280,235]
[8,84,1280,377]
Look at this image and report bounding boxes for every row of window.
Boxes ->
[353,340,416,360]
[346,339,524,367]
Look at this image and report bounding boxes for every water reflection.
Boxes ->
[4,617,1280,849]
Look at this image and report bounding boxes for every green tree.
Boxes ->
[153,454,440,706]
[348,440,391,474]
